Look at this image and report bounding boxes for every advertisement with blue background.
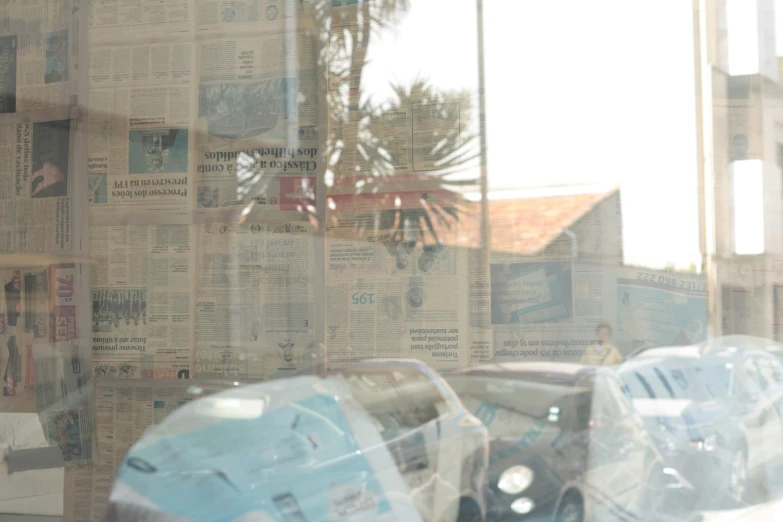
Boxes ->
[616,267,708,353]
[490,261,573,325]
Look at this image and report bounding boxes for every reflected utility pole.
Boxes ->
[472,0,492,361]
[693,0,720,339]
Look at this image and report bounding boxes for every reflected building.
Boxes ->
[696,0,783,341]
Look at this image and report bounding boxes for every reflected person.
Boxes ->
[580,322,623,366]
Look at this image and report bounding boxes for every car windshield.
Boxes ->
[447,373,593,435]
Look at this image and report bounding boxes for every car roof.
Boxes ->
[622,339,783,374]
[452,361,611,386]
[630,336,781,360]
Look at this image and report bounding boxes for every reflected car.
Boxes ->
[446,362,686,522]
[620,341,783,508]
[104,359,489,522]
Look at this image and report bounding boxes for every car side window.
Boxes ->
[605,376,633,418]
[756,357,783,389]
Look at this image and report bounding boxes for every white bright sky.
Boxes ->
[359,0,783,270]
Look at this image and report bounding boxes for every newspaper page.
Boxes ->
[615,266,708,353]
[194,29,318,223]
[88,41,194,223]
[90,225,195,379]
[0,119,74,253]
[325,191,468,371]
[490,193,620,363]
[63,379,227,522]
[0,0,79,114]
[194,222,315,380]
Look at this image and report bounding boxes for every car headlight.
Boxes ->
[690,434,717,452]
[498,465,534,495]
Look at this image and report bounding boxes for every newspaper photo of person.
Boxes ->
[92,289,147,332]
[0,35,17,114]
[4,272,21,328]
[118,363,137,378]
[46,409,85,463]
[731,133,748,161]
[44,29,68,84]
[88,173,108,204]
[197,186,219,208]
[3,336,21,397]
[94,364,118,378]
[31,120,70,198]
[128,129,188,174]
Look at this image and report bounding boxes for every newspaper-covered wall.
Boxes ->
[87,1,318,224]
[0,0,91,511]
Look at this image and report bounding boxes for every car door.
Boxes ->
[587,375,642,518]
[736,356,776,471]
[754,356,783,463]
[759,355,783,420]
[344,369,445,521]
[605,375,649,511]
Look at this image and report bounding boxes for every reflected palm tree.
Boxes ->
[237,0,479,246]
[328,79,478,247]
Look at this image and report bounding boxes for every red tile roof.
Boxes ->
[483,190,614,255]
[328,187,618,257]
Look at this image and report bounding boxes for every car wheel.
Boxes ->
[555,493,584,522]
[455,498,482,522]
[728,448,749,506]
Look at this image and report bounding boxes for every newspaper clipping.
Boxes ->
[0,120,73,253]
[0,0,79,113]
[88,41,194,222]
[194,29,318,223]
